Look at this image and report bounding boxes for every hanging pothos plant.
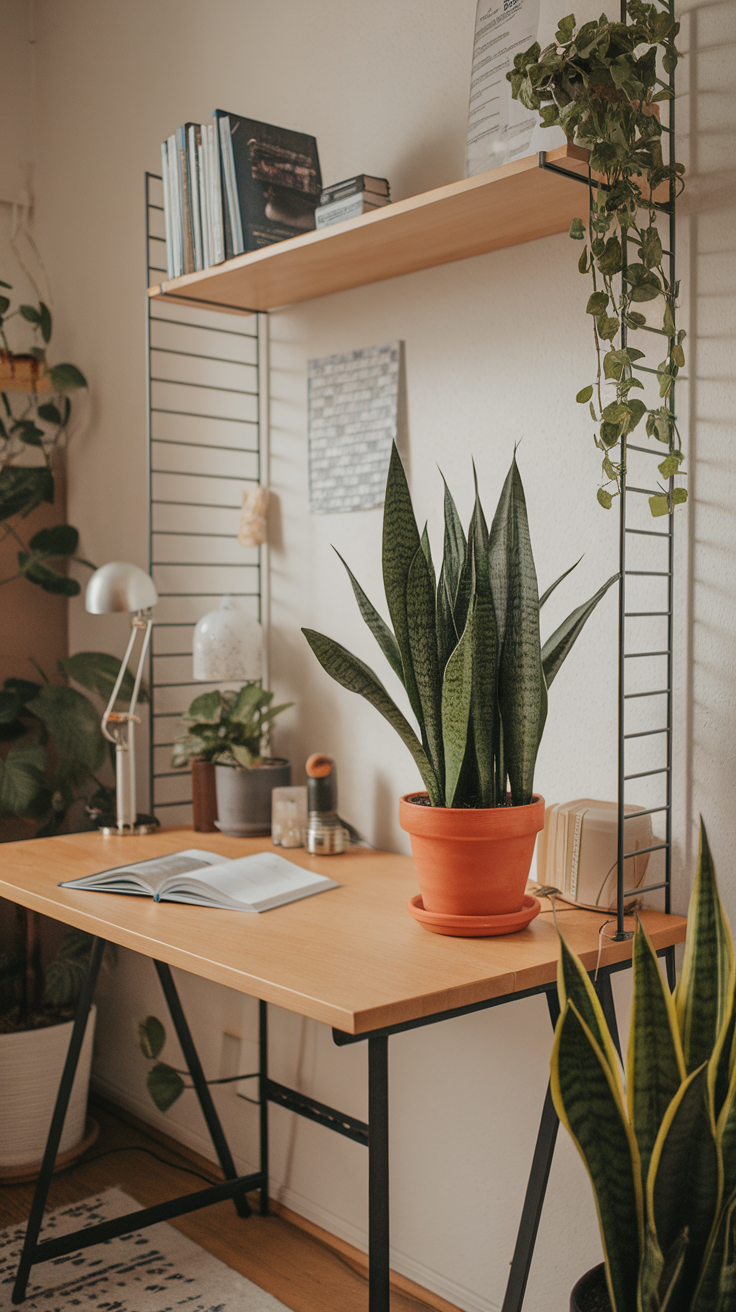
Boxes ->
[508,1,686,516]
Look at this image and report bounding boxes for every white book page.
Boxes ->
[60,849,228,896]
[161,851,339,912]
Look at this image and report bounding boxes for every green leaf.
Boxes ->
[627,920,686,1190]
[26,684,106,773]
[675,819,734,1074]
[556,932,623,1081]
[690,1189,736,1312]
[494,457,546,807]
[658,456,681,480]
[437,475,467,672]
[29,525,79,557]
[578,246,589,273]
[20,304,41,324]
[230,682,271,724]
[37,402,62,425]
[598,489,614,509]
[539,557,582,608]
[672,487,687,506]
[441,606,474,807]
[469,501,497,807]
[43,930,93,1006]
[570,216,586,240]
[49,362,87,391]
[407,545,444,783]
[542,573,618,688]
[334,549,404,685]
[597,236,623,275]
[0,743,46,814]
[382,443,423,727]
[183,689,223,724]
[147,1061,185,1112]
[17,554,80,595]
[649,494,670,518]
[302,628,441,804]
[420,522,435,585]
[552,1001,642,1312]
[0,466,54,520]
[59,651,147,704]
[648,1065,720,1310]
[138,1015,166,1059]
[576,385,594,403]
[587,291,609,316]
[39,302,52,344]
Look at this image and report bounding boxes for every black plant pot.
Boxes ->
[570,1265,612,1312]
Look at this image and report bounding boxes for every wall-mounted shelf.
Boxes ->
[148,143,591,316]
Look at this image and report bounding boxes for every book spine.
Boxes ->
[177,125,195,275]
[208,124,225,265]
[218,115,244,257]
[168,132,183,277]
[160,140,175,279]
[198,129,212,269]
[315,194,382,228]
[570,811,585,900]
[188,125,204,272]
[321,175,389,205]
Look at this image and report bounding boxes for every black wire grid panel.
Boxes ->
[145,173,265,822]
[538,0,678,936]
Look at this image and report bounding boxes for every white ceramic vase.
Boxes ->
[0,1005,96,1168]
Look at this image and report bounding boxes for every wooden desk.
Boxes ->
[1,828,687,1312]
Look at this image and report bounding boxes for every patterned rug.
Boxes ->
[0,1188,289,1311]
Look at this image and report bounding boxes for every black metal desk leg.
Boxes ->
[259,999,269,1215]
[368,1035,390,1312]
[154,960,251,1218]
[501,991,561,1312]
[13,936,105,1305]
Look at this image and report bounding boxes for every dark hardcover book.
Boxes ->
[320,174,389,206]
[214,110,322,254]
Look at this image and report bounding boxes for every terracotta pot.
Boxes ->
[570,1265,611,1312]
[399,793,545,917]
[191,758,218,832]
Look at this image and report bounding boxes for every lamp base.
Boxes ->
[95,813,160,836]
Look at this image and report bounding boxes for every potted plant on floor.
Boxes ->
[172,685,293,837]
[303,443,616,933]
[556,819,736,1312]
[0,914,97,1180]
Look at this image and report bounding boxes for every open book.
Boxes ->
[59,849,339,913]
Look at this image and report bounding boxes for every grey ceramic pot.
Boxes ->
[570,1265,611,1312]
[214,758,291,837]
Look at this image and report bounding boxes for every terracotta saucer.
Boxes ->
[407,893,541,937]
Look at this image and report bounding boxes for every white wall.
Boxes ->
[19,1,736,1309]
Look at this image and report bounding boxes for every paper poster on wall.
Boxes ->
[466,0,598,176]
[307,342,400,515]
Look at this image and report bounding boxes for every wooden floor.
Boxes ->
[0,1101,459,1312]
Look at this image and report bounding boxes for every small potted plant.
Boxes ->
[303,443,615,933]
[555,820,735,1312]
[0,913,97,1180]
[173,685,293,837]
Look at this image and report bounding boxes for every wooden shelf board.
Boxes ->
[148,144,592,316]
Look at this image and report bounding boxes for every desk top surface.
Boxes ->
[0,827,686,1034]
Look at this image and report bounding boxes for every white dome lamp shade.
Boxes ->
[193,597,263,682]
[84,561,159,836]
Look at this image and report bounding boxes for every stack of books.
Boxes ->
[315,175,390,229]
[161,112,322,278]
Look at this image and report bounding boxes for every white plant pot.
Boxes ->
[0,1005,96,1168]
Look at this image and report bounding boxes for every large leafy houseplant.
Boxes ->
[554,820,736,1312]
[0,281,91,595]
[507,3,686,517]
[304,443,615,811]
[172,685,293,770]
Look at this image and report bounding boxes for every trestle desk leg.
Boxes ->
[13,936,105,1305]
[665,943,677,993]
[501,990,561,1312]
[259,1000,269,1215]
[154,960,251,1218]
[368,1035,390,1312]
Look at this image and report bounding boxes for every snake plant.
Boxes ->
[552,820,736,1312]
[303,444,616,808]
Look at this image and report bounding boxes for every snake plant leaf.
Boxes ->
[436,477,466,672]
[675,819,734,1075]
[469,505,497,807]
[407,545,444,783]
[539,556,583,608]
[648,1064,720,1311]
[495,457,547,807]
[382,442,423,727]
[441,604,474,807]
[551,1000,642,1312]
[542,573,618,688]
[557,930,623,1082]
[710,973,736,1123]
[302,628,441,805]
[627,919,686,1190]
[420,522,435,585]
[639,1225,689,1312]
[333,550,404,685]
[489,457,514,650]
[692,1190,736,1312]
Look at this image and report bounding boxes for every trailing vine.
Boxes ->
[508,1,686,516]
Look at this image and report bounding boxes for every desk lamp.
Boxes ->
[85,561,159,835]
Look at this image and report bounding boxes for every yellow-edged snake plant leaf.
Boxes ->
[690,1189,736,1312]
[676,820,734,1075]
[302,628,441,805]
[407,544,444,785]
[551,1000,642,1312]
[647,1064,720,1312]
[382,442,424,729]
[333,550,404,686]
[556,929,622,1081]
[627,919,686,1190]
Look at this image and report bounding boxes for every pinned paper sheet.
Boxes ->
[238,485,270,547]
